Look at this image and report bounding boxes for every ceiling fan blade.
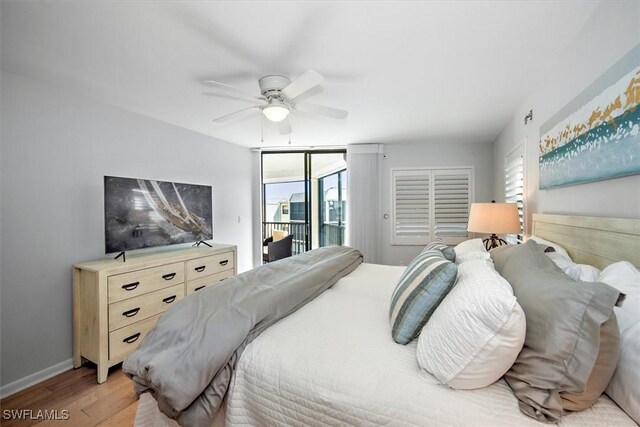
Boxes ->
[212,106,260,123]
[203,92,267,105]
[292,85,323,103]
[295,102,348,119]
[204,80,265,102]
[277,117,292,135]
[282,70,324,100]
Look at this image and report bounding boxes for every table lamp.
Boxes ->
[467,201,520,250]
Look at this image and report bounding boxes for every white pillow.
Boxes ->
[530,235,571,259]
[564,263,601,282]
[416,258,526,389]
[454,238,486,259]
[456,251,492,265]
[545,251,601,282]
[600,261,640,424]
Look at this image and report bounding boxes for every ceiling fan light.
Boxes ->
[262,101,290,122]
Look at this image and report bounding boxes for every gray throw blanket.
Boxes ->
[123,246,363,427]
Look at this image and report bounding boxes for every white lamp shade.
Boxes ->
[262,101,290,122]
[467,202,520,234]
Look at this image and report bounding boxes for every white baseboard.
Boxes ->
[0,358,73,399]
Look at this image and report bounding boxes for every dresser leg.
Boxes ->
[97,365,108,383]
[73,353,82,369]
[72,267,82,369]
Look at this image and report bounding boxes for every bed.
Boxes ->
[133,214,640,427]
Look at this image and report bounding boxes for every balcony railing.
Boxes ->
[263,221,346,256]
[263,221,307,255]
[321,222,345,247]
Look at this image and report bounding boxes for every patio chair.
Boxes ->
[262,233,294,263]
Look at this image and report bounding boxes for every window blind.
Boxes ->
[433,170,471,239]
[392,170,431,245]
[505,147,525,244]
[391,168,473,245]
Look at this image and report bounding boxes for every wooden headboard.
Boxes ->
[531,214,640,269]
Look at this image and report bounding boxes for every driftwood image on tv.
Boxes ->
[104,176,213,253]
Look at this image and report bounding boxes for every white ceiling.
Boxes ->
[1,1,600,148]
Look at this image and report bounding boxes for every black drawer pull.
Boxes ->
[162,272,176,280]
[194,266,206,273]
[162,295,177,304]
[123,333,141,344]
[122,282,139,291]
[219,260,229,266]
[122,307,140,317]
[194,285,206,292]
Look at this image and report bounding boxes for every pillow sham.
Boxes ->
[422,239,456,262]
[561,316,619,412]
[454,238,486,258]
[389,250,457,345]
[599,261,640,424]
[493,240,621,422]
[417,258,526,389]
[529,235,571,259]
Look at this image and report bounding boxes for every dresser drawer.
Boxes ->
[186,252,234,281]
[108,284,184,332]
[186,270,234,295]
[108,262,184,303]
[109,314,160,360]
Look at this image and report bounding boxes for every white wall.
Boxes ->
[379,141,494,266]
[493,0,640,232]
[0,71,254,388]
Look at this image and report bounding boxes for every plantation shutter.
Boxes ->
[391,170,431,245]
[505,146,525,244]
[433,170,471,242]
[391,167,473,245]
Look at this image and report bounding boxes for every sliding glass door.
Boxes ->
[261,150,346,258]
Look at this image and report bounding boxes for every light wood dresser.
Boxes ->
[73,243,237,383]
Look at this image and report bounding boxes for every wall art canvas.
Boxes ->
[104,176,213,253]
[539,45,640,189]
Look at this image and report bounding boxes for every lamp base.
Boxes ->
[482,234,508,251]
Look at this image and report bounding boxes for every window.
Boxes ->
[282,204,289,215]
[391,167,473,245]
[505,145,525,244]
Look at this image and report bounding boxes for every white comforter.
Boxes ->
[136,263,636,427]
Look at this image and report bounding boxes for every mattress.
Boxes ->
[135,262,636,427]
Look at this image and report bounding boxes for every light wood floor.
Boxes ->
[0,365,137,427]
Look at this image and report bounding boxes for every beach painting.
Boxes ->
[539,47,640,189]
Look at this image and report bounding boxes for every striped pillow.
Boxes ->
[422,239,456,262]
[390,250,458,344]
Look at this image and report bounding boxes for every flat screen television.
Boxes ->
[104,176,213,254]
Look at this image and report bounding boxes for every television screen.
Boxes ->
[104,176,213,253]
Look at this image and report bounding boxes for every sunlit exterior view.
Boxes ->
[262,152,347,256]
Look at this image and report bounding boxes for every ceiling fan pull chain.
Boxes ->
[288,131,292,145]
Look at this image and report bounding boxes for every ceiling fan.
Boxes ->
[205,70,348,136]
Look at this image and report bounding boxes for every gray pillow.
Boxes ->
[389,250,457,344]
[492,240,620,422]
